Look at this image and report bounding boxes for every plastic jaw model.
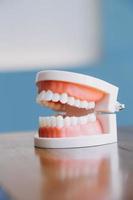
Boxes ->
[34,70,125,148]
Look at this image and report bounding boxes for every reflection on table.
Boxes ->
[35,144,121,200]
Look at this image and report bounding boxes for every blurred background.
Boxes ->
[0,0,132,133]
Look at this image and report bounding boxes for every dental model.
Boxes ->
[34,70,124,148]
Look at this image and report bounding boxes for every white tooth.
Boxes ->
[71,117,78,126]
[60,93,68,104]
[51,116,56,127]
[39,117,44,127]
[64,116,71,126]
[37,91,45,103]
[87,102,95,109]
[80,100,88,108]
[36,92,41,102]
[39,117,47,127]
[36,95,41,104]
[56,116,64,127]
[68,97,75,106]
[74,99,81,108]
[45,117,50,126]
[43,118,46,127]
[44,90,53,101]
[40,91,46,100]
[83,116,88,124]
[79,116,88,124]
[87,113,96,122]
[52,93,60,102]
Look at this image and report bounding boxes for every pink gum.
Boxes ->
[37,80,105,102]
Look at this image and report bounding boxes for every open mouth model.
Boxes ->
[36,70,120,141]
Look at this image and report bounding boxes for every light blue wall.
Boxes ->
[0,0,132,132]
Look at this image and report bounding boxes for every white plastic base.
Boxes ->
[34,114,117,149]
[34,133,117,149]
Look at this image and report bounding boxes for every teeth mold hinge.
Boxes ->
[115,101,125,112]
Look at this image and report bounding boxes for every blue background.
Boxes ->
[0,0,132,133]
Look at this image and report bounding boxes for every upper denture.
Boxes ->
[37,80,105,102]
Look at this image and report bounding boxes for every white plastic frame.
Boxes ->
[35,70,118,149]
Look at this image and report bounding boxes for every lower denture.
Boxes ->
[39,120,103,138]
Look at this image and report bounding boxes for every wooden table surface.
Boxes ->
[0,128,133,200]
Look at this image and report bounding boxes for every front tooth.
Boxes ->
[64,116,71,126]
[46,117,51,126]
[39,117,46,127]
[52,93,60,102]
[56,116,64,127]
[87,113,96,122]
[71,117,78,126]
[75,99,81,108]
[51,116,56,127]
[37,91,46,102]
[60,93,68,104]
[44,90,53,101]
[68,97,75,106]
